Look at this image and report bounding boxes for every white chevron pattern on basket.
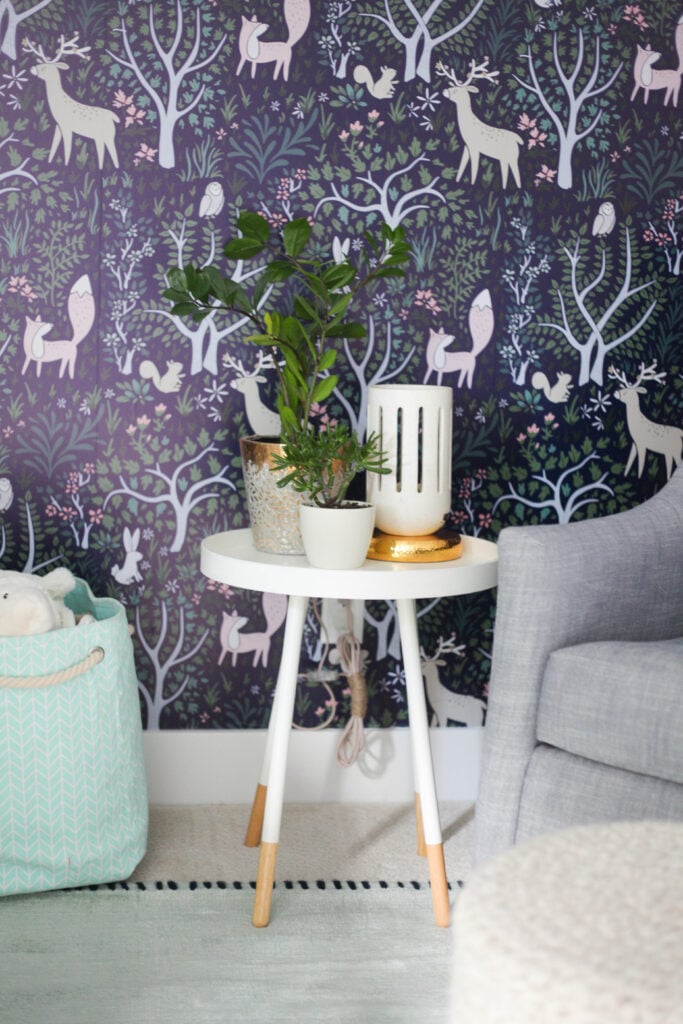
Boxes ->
[0,581,147,896]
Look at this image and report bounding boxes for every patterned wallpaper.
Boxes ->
[0,0,681,731]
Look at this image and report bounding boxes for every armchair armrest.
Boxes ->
[474,472,683,866]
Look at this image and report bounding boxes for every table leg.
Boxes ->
[252,593,308,928]
[396,597,450,928]
[414,792,427,857]
[244,643,289,848]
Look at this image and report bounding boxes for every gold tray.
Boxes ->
[367,529,463,563]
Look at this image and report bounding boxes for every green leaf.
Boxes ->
[326,321,366,338]
[292,294,319,322]
[236,210,270,244]
[282,218,311,258]
[311,376,337,403]
[279,404,299,434]
[262,260,297,283]
[322,262,356,290]
[328,293,352,317]
[224,237,266,259]
[171,301,201,317]
[281,347,307,385]
[166,267,187,290]
[318,349,337,371]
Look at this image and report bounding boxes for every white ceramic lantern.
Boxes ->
[366,384,452,536]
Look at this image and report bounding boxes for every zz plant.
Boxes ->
[164,211,411,439]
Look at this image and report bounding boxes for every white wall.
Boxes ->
[143,728,483,805]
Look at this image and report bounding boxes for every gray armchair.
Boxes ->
[473,470,683,867]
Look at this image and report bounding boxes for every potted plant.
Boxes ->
[270,421,390,569]
[163,211,411,553]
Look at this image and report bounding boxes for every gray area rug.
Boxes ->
[1,882,456,1024]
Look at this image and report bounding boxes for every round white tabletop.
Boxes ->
[201,529,498,600]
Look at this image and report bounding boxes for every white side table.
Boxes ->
[201,529,498,928]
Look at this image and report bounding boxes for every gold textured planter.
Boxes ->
[239,435,305,555]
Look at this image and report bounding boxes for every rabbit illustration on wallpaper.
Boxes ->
[236,0,310,81]
[21,274,95,379]
[111,527,143,586]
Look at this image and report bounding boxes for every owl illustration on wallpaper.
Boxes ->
[199,181,225,219]
[592,201,616,237]
[0,479,13,513]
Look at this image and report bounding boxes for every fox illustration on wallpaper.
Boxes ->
[21,274,95,379]
[236,0,310,81]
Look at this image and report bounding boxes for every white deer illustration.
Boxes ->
[420,635,486,727]
[609,362,683,480]
[438,58,522,189]
[24,34,119,170]
[225,351,281,436]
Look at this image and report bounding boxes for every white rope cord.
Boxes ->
[292,598,339,731]
[336,602,368,768]
[0,646,104,689]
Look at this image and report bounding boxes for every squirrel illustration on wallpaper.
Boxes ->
[353,65,397,99]
[630,14,683,106]
[140,359,185,393]
[531,370,573,404]
[21,274,94,379]
[236,0,310,81]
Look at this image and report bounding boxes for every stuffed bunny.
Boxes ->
[0,567,77,636]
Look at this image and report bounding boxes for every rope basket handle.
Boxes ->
[0,646,105,690]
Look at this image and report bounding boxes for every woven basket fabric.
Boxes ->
[0,580,148,896]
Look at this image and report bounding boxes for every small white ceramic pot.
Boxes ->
[299,502,376,569]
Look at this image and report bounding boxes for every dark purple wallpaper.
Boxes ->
[1,0,681,730]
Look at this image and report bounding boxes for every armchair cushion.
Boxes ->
[537,638,683,785]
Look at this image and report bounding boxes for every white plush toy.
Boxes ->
[0,567,77,636]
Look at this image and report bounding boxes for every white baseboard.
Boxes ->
[143,728,483,805]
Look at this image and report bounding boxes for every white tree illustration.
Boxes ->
[500,215,552,385]
[513,26,623,191]
[492,453,614,524]
[539,228,658,386]
[0,0,54,59]
[356,0,486,82]
[155,217,274,375]
[0,135,38,199]
[102,200,154,374]
[103,445,235,552]
[136,600,209,730]
[331,316,416,437]
[314,154,445,229]
[106,0,227,169]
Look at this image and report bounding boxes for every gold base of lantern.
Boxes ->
[366,529,463,563]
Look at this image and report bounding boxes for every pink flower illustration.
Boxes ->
[113,89,134,108]
[125,104,146,128]
[133,143,157,165]
[534,165,556,186]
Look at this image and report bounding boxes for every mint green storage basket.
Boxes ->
[0,579,148,895]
